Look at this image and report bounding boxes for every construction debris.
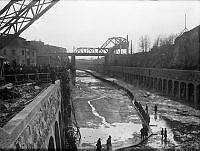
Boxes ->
[0,82,50,127]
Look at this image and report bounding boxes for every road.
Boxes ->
[73,70,200,150]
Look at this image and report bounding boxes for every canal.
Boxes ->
[73,70,200,150]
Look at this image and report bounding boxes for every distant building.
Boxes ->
[29,40,69,67]
[173,25,200,69]
[0,36,37,65]
[0,36,69,67]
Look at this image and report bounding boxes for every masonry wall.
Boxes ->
[0,80,64,149]
[103,66,200,108]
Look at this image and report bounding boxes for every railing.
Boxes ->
[4,73,51,83]
[105,66,200,83]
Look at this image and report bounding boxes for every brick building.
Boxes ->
[0,36,37,66]
[0,36,69,67]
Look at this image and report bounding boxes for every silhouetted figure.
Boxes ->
[161,128,164,139]
[50,68,56,84]
[140,128,144,140]
[146,104,148,113]
[96,138,102,151]
[143,126,148,138]
[154,114,157,120]
[106,136,112,151]
[164,128,167,142]
[154,105,157,114]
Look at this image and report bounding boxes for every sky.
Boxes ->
[1,0,200,54]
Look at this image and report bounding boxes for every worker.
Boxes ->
[154,104,158,114]
[106,136,112,151]
[161,128,164,139]
[146,104,148,113]
[164,128,167,142]
[96,138,102,151]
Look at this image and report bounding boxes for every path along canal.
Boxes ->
[73,70,200,150]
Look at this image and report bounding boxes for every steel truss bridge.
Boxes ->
[0,0,129,56]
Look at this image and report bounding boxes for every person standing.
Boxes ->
[154,104,157,114]
[96,138,102,151]
[106,136,112,151]
[164,128,167,142]
[161,128,164,139]
[140,128,144,140]
[146,104,148,113]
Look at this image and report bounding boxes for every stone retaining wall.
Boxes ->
[0,80,63,149]
[101,66,200,108]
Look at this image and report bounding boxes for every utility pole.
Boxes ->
[198,26,200,71]
[184,14,188,32]
[126,35,129,54]
[131,40,133,54]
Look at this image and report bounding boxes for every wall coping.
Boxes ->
[0,80,60,148]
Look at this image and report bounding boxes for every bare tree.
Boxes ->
[153,35,162,48]
[138,35,151,52]
[154,34,177,48]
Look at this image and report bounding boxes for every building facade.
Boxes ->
[0,36,37,66]
[0,36,69,67]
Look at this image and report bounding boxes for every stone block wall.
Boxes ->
[104,66,200,108]
[0,81,63,149]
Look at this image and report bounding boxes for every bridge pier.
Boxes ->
[70,55,76,86]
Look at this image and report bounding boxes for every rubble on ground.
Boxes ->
[0,82,50,127]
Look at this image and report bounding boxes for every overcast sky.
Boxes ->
[1,0,200,53]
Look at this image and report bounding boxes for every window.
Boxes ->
[12,49,16,55]
[27,50,30,56]
[3,49,6,55]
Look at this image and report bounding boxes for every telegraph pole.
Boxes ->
[184,14,188,32]
[198,26,200,71]
[126,35,129,54]
[131,40,133,54]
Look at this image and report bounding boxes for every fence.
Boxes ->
[3,73,51,83]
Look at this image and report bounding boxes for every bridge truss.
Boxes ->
[0,0,59,49]
[0,0,59,36]
[74,36,129,55]
[0,1,129,56]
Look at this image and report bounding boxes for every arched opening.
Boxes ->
[55,121,61,150]
[168,80,173,96]
[154,78,157,90]
[143,76,146,87]
[126,73,128,81]
[150,77,153,89]
[129,73,132,83]
[163,79,167,94]
[174,81,179,97]
[180,82,186,99]
[48,136,55,151]
[139,76,143,86]
[197,85,200,106]
[188,83,194,103]
[147,77,150,88]
[136,75,139,85]
[158,78,162,92]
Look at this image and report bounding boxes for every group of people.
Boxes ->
[134,100,150,125]
[140,125,149,140]
[3,63,66,75]
[161,128,168,142]
[96,136,112,151]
